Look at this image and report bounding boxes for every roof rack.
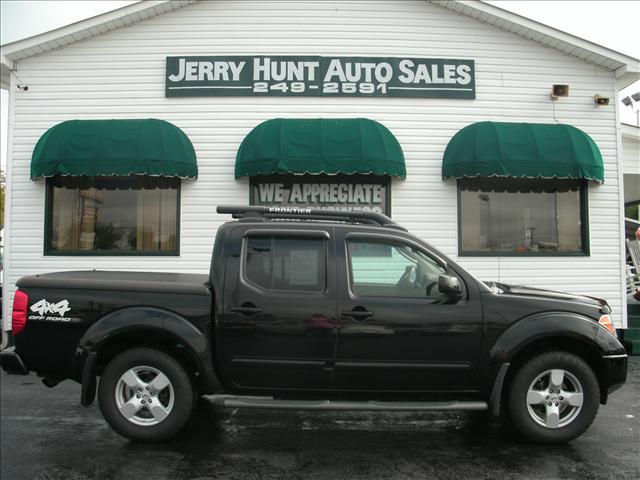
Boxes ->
[216,205,407,230]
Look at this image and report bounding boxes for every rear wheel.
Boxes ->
[98,348,195,442]
[508,351,599,444]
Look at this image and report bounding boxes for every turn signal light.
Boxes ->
[598,314,616,336]
[12,290,29,336]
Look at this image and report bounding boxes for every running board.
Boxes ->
[212,395,488,412]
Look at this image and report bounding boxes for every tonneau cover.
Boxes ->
[17,270,210,296]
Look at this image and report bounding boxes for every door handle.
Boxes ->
[341,308,373,320]
[230,304,263,316]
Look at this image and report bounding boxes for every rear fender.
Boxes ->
[77,306,218,405]
[79,306,207,354]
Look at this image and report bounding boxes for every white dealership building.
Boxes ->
[1,0,639,343]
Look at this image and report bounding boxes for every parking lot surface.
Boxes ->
[1,357,639,480]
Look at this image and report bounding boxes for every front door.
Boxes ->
[333,230,483,393]
[219,226,337,391]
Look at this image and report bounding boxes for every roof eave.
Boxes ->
[0,0,637,77]
[614,64,640,90]
[429,0,640,73]
[1,0,199,62]
[621,124,640,143]
[1,55,13,90]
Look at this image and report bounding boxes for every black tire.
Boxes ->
[98,348,195,442]
[508,351,599,444]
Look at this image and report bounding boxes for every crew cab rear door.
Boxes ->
[334,229,483,392]
[218,225,337,391]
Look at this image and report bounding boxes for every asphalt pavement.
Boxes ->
[1,358,639,480]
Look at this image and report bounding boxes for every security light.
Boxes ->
[632,92,640,102]
[622,96,633,107]
[552,84,569,97]
[549,84,569,101]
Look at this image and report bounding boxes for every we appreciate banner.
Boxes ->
[250,175,390,215]
[166,56,475,99]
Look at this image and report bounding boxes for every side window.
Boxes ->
[348,239,446,298]
[244,236,326,293]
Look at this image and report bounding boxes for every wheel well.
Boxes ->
[501,336,610,408]
[94,330,203,392]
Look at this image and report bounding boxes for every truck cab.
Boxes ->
[216,218,484,395]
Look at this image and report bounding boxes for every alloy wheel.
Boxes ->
[525,369,584,429]
[114,365,175,426]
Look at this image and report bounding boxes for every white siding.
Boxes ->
[622,135,640,175]
[3,0,625,326]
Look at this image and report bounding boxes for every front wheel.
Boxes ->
[98,348,195,442]
[508,351,600,444]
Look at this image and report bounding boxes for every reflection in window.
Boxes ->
[47,176,179,254]
[244,236,326,293]
[458,178,587,254]
[348,240,446,298]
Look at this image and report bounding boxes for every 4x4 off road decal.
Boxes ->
[29,299,72,322]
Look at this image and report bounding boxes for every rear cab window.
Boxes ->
[243,234,327,293]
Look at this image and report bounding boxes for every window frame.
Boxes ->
[43,176,181,257]
[456,179,590,257]
[344,232,463,300]
[240,230,329,295]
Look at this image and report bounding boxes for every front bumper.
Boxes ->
[602,353,627,394]
[0,347,29,375]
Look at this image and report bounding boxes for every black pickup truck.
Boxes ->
[1,206,627,443]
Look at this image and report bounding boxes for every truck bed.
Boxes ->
[12,270,213,384]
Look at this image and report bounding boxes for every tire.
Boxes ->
[98,348,195,442]
[508,351,599,444]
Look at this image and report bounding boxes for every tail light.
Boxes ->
[12,290,29,336]
[598,314,616,336]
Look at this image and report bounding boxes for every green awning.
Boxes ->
[31,119,197,179]
[442,121,604,183]
[235,118,405,179]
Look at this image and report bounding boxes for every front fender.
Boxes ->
[485,312,626,415]
[489,312,625,363]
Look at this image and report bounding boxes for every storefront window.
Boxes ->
[46,176,180,255]
[458,178,588,255]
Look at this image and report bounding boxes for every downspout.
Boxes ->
[614,74,632,330]
[1,59,17,350]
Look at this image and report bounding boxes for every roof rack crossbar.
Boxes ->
[217,205,406,230]
[231,212,378,224]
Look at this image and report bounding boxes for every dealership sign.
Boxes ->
[250,175,390,215]
[166,56,475,99]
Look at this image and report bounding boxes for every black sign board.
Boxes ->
[250,175,391,216]
[166,56,475,99]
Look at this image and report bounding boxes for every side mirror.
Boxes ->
[438,274,462,297]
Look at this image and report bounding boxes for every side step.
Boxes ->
[211,395,488,412]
